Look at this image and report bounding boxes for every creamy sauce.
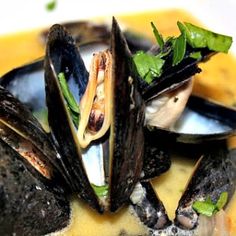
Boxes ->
[1,9,236,236]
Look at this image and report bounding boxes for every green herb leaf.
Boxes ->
[132,21,232,85]
[189,51,202,60]
[132,51,165,84]
[91,184,109,197]
[46,0,57,11]
[192,200,216,217]
[205,196,214,204]
[151,22,164,51]
[69,109,80,127]
[216,192,228,211]
[179,22,233,53]
[172,22,187,66]
[58,73,79,114]
[192,192,228,217]
[58,72,80,125]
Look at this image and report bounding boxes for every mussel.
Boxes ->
[130,140,236,236]
[0,86,70,236]
[174,141,235,231]
[44,18,145,213]
[145,95,236,144]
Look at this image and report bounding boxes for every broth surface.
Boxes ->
[0,9,236,236]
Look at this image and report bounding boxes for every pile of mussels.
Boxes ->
[0,18,236,236]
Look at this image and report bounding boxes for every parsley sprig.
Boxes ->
[132,21,232,84]
[192,192,228,217]
[132,51,164,84]
[58,72,80,126]
[91,184,109,197]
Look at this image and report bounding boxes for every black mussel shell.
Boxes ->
[40,20,111,47]
[133,141,235,234]
[0,59,45,113]
[0,86,70,186]
[147,95,236,144]
[141,129,171,180]
[0,139,70,236]
[44,18,145,213]
[44,23,102,212]
[109,17,145,212]
[140,45,213,101]
[174,140,236,230]
[130,181,171,230]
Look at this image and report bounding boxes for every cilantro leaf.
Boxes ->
[179,22,233,53]
[192,192,228,217]
[192,200,216,217]
[189,51,202,60]
[132,21,232,85]
[91,184,109,197]
[151,22,164,51]
[172,22,187,66]
[58,72,80,126]
[216,192,228,211]
[132,51,165,84]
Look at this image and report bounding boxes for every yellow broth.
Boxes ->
[0,9,236,236]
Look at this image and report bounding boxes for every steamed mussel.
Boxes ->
[43,18,145,213]
[0,16,236,236]
[0,87,70,235]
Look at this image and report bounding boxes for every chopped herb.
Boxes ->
[172,22,187,66]
[178,22,233,53]
[132,51,165,84]
[190,51,202,60]
[151,22,164,51]
[58,72,80,125]
[91,184,109,197]
[46,0,57,11]
[192,200,216,217]
[215,192,228,210]
[69,109,80,127]
[132,21,232,84]
[192,192,228,217]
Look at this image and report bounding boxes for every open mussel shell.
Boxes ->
[0,60,50,131]
[174,140,236,230]
[146,95,236,144]
[109,17,145,212]
[44,23,102,212]
[130,181,171,230]
[130,140,235,235]
[0,59,45,112]
[0,86,70,185]
[44,18,145,212]
[0,139,70,236]
[140,45,213,102]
